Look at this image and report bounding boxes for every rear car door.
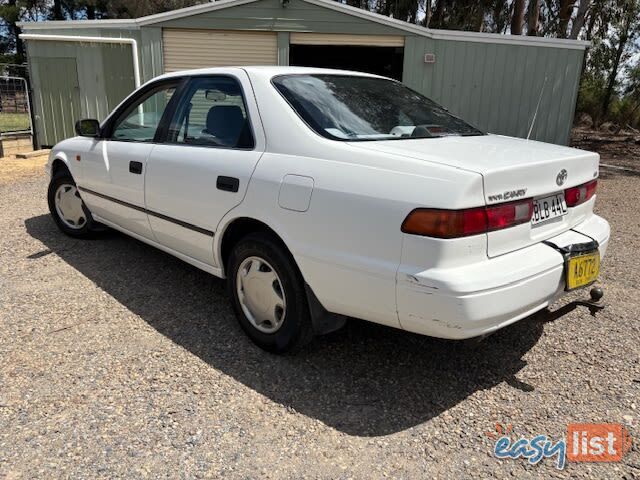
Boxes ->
[145,71,265,267]
[80,79,183,239]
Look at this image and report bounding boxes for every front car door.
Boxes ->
[145,71,265,267]
[80,79,184,239]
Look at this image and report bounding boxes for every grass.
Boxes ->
[0,155,48,183]
[0,113,30,133]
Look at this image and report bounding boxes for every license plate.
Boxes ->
[531,193,568,226]
[566,251,600,290]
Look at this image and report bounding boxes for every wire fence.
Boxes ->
[0,64,32,136]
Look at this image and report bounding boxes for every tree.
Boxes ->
[614,63,640,131]
[569,0,591,39]
[527,0,540,35]
[556,0,576,37]
[511,0,526,34]
[599,0,640,120]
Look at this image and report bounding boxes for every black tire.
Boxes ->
[47,170,103,238]
[227,232,313,353]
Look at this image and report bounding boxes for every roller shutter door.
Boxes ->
[163,29,278,72]
[289,33,404,47]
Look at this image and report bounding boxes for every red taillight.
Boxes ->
[565,180,597,207]
[401,199,533,238]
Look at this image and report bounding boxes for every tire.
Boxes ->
[47,170,103,238]
[227,232,313,353]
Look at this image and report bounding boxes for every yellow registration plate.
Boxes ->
[566,251,600,290]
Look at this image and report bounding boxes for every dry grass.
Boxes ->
[0,155,48,184]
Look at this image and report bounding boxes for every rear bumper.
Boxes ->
[396,214,610,339]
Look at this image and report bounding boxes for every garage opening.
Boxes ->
[290,45,404,80]
[289,33,405,81]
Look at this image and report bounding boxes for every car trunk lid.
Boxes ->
[347,134,600,257]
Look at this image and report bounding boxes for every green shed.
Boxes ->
[18,0,589,148]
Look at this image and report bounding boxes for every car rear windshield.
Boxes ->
[272,74,484,141]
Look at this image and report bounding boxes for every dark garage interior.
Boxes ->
[289,45,404,80]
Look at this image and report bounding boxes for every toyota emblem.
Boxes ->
[556,169,568,186]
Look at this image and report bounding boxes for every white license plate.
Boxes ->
[531,193,568,226]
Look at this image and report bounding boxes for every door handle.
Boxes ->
[217,176,239,192]
[129,161,143,174]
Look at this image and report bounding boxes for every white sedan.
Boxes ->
[47,66,610,352]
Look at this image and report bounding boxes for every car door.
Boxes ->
[79,79,184,239]
[145,72,265,267]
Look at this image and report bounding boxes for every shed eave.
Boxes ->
[17,18,139,29]
[425,28,590,49]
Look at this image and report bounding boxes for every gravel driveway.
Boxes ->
[0,164,638,479]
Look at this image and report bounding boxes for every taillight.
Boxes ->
[401,199,533,238]
[565,180,597,207]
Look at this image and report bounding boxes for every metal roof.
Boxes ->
[18,0,590,49]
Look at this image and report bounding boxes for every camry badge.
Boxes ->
[556,169,568,186]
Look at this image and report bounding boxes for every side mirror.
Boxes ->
[75,119,100,138]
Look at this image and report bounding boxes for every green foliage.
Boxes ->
[577,72,607,120]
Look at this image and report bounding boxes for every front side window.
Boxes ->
[272,74,484,141]
[111,84,177,142]
[167,76,254,149]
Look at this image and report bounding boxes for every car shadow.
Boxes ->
[25,214,546,436]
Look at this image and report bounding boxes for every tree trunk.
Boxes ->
[7,0,24,64]
[584,4,598,40]
[424,0,432,27]
[569,0,590,39]
[511,0,526,34]
[600,13,633,120]
[430,0,446,28]
[52,0,65,20]
[491,0,508,33]
[557,0,576,38]
[527,0,540,35]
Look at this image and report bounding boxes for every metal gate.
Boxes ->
[0,75,31,133]
[0,65,34,157]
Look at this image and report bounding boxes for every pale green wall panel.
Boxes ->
[23,0,585,146]
[140,27,164,82]
[23,27,144,146]
[277,31,290,65]
[402,36,584,144]
[156,0,405,35]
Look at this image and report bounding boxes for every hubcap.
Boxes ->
[236,256,286,334]
[54,184,86,230]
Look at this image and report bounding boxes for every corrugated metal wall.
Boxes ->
[22,0,586,147]
[402,36,584,145]
[24,27,164,147]
[156,0,404,35]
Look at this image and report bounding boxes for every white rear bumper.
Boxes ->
[396,214,610,339]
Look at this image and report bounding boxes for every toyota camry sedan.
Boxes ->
[47,66,610,353]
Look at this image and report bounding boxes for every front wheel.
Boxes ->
[47,171,101,238]
[227,232,313,353]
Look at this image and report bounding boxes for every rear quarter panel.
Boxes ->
[218,147,485,328]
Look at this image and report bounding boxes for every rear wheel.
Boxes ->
[47,170,102,238]
[227,232,313,353]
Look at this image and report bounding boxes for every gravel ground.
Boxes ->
[0,162,639,479]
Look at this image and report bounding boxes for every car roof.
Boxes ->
[156,66,388,81]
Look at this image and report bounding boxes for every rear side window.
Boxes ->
[166,76,254,149]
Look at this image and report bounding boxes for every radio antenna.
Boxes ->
[527,75,548,140]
